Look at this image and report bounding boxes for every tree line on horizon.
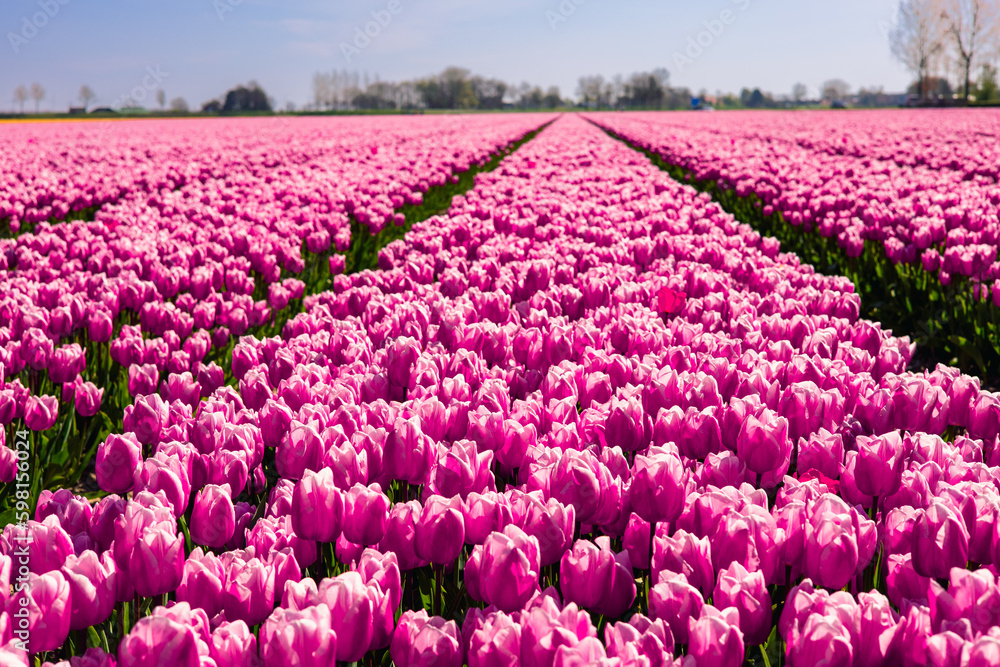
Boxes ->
[308,67,697,111]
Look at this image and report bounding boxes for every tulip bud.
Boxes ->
[391,610,463,667]
[211,620,258,667]
[415,496,465,565]
[316,572,375,662]
[73,381,103,418]
[714,561,771,645]
[343,483,390,546]
[96,433,143,494]
[291,468,344,543]
[469,526,540,612]
[191,484,236,548]
[129,525,185,598]
[24,394,58,432]
[687,606,745,667]
[737,411,790,477]
[912,500,970,579]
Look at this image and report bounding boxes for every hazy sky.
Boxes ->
[1,0,916,112]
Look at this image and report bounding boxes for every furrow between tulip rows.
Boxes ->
[8,114,1000,666]
[0,115,556,515]
[584,111,1000,387]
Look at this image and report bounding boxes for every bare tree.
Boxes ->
[169,97,189,112]
[821,78,851,100]
[156,89,166,110]
[792,82,808,101]
[13,85,28,114]
[78,85,95,111]
[313,71,331,109]
[577,75,607,108]
[891,0,947,99]
[29,82,45,113]
[939,0,1000,100]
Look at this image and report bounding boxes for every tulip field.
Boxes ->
[587,110,1000,382]
[2,111,1000,666]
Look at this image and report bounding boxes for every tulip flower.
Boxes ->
[128,524,185,598]
[714,561,771,645]
[176,548,225,618]
[604,614,674,667]
[786,613,853,667]
[73,381,104,417]
[290,468,344,543]
[122,393,168,445]
[16,571,71,652]
[628,448,685,524]
[315,572,375,662]
[653,529,714,598]
[649,572,704,644]
[343,483,390,546]
[191,483,236,547]
[912,500,970,579]
[415,495,465,565]
[223,556,276,626]
[211,620,258,667]
[736,410,790,478]
[60,550,117,630]
[469,525,540,612]
[687,606,744,667]
[390,610,463,667]
[467,611,522,667]
[24,395,58,431]
[853,432,905,499]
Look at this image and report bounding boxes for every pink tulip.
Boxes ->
[912,500,970,579]
[176,548,225,617]
[415,495,465,565]
[714,561,771,645]
[60,550,117,630]
[687,606,744,667]
[210,620,258,667]
[628,448,685,524]
[128,524,185,598]
[291,468,344,543]
[343,483,390,546]
[24,395,58,432]
[469,525,540,612]
[391,610,463,667]
[190,483,235,547]
[316,572,375,662]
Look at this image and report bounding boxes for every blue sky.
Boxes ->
[1,0,915,112]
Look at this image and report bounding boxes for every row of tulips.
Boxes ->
[585,110,1000,382]
[5,114,1000,666]
[0,115,554,511]
[0,116,551,238]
